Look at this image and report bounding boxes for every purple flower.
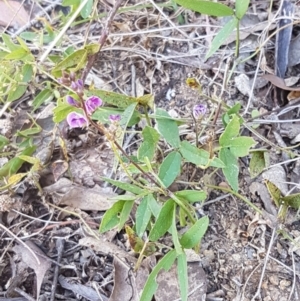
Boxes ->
[66,95,77,106]
[67,112,88,128]
[193,104,206,119]
[77,79,83,89]
[109,114,121,123]
[71,81,78,90]
[70,79,84,91]
[85,96,103,115]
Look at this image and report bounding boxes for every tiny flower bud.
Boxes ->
[58,77,71,86]
[71,81,78,90]
[193,104,206,119]
[109,114,121,123]
[77,79,83,90]
[66,95,77,106]
[85,96,103,115]
[62,71,69,79]
[69,71,76,81]
[67,112,88,128]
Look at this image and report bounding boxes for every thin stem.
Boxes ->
[235,20,240,58]
[206,184,263,215]
[82,0,125,82]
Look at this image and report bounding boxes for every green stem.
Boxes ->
[206,184,263,215]
[144,108,151,127]
[235,20,240,58]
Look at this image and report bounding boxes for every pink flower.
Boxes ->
[193,104,206,119]
[67,112,88,128]
[85,96,103,115]
[109,114,121,123]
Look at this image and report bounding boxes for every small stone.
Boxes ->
[0,194,14,212]
[269,275,279,285]
[279,279,291,289]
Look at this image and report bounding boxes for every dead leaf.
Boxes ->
[79,236,137,263]
[59,186,117,211]
[109,256,139,301]
[262,74,300,91]
[249,182,277,216]
[287,91,300,101]
[262,165,288,196]
[51,160,69,182]
[0,1,29,27]
[13,241,51,299]
[59,275,108,301]
[43,177,73,195]
[155,262,207,301]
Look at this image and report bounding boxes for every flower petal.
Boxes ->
[193,104,206,119]
[67,112,88,128]
[109,114,121,122]
[85,96,103,115]
[66,95,77,106]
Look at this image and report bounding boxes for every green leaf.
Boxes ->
[227,102,242,115]
[136,195,153,237]
[250,151,267,178]
[220,148,239,191]
[102,177,145,195]
[175,190,207,203]
[149,199,175,241]
[115,102,137,149]
[2,33,19,51]
[155,108,180,148]
[20,32,38,42]
[210,157,226,168]
[5,48,28,60]
[80,0,93,19]
[119,200,135,231]
[235,0,250,19]
[177,252,188,301]
[206,17,238,59]
[53,102,82,123]
[174,0,234,17]
[138,126,160,161]
[0,135,9,150]
[158,151,181,188]
[7,64,33,102]
[17,126,41,137]
[52,44,100,76]
[265,180,281,207]
[171,206,183,255]
[92,107,140,127]
[180,216,209,249]
[250,109,260,129]
[137,94,154,110]
[220,114,255,157]
[62,0,80,5]
[179,141,209,165]
[140,250,177,301]
[219,114,240,145]
[32,89,54,112]
[226,137,256,157]
[99,201,125,233]
[147,194,161,218]
[0,146,36,178]
[88,89,138,108]
[281,193,300,209]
